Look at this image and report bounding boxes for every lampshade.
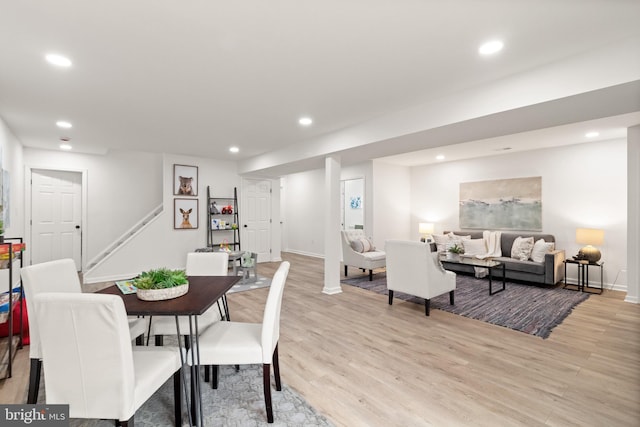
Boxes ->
[576,228,604,262]
[419,223,434,235]
[576,228,604,246]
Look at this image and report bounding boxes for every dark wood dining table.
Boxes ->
[98,275,241,427]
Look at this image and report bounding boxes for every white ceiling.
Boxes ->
[1,1,639,170]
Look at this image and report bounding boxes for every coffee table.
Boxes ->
[439,253,506,295]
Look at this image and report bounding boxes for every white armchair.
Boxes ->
[341,230,386,281]
[386,240,456,316]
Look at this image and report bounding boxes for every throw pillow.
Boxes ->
[511,236,535,261]
[350,238,374,253]
[463,238,487,256]
[530,239,555,262]
[432,234,451,252]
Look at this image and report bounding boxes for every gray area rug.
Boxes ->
[228,275,271,294]
[342,272,589,339]
[38,362,334,427]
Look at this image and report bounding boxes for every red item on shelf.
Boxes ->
[0,298,29,344]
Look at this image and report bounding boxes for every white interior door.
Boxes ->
[242,179,271,262]
[31,169,82,269]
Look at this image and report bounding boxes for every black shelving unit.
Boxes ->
[207,186,240,250]
[0,237,24,379]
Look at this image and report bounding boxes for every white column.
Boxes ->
[626,125,640,303]
[323,155,343,295]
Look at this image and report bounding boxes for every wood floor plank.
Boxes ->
[1,252,639,427]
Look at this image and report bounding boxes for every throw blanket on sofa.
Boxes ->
[474,230,502,278]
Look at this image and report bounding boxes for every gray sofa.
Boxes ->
[438,231,565,285]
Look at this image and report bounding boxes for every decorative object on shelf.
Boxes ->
[174,198,199,229]
[133,268,189,301]
[419,222,434,243]
[221,205,233,214]
[173,164,198,196]
[219,239,230,252]
[210,201,220,214]
[575,228,604,263]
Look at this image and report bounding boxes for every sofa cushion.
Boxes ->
[511,236,534,261]
[530,239,555,262]
[462,238,486,255]
[362,251,386,261]
[495,257,545,275]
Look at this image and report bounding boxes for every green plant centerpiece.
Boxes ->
[446,243,464,260]
[133,268,189,301]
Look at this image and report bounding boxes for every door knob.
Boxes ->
[75,225,80,229]
[243,224,248,228]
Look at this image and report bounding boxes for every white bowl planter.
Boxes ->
[136,283,189,301]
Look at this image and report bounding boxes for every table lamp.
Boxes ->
[576,228,604,263]
[419,222,435,243]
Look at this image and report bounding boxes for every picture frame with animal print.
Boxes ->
[173,164,198,196]
[174,198,199,229]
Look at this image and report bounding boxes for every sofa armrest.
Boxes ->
[544,249,566,285]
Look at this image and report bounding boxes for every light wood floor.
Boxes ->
[2,252,639,426]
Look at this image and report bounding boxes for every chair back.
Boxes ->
[186,251,229,276]
[386,240,453,299]
[34,292,135,420]
[20,258,82,359]
[260,261,290,362]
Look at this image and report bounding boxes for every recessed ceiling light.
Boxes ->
[45,53,72,67]
[229,146,239,153]
[585,131,600,138]
[299,117,313,126]
[479,40,504,55]
[436,154,445,161]
[60,143,72,150]
[56,121,72,129]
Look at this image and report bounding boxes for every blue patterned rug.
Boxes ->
[342,272,589,338]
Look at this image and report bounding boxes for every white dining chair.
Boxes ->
[34,292,183,426]
[20,258,148,404]
[187,261,290,423]
[149,251,230,345]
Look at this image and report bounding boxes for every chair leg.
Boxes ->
[344,265,348,276]
[388,290,394,305]
[155,335,163,346]
[369,269,373,281]
[174,369,182,427]
[272,344,282,391]
[425,298,431,316]
[27,358,42,404]
[204,365,210,382]
[263,363,274,423]
[449,290,455,306]
[135,335,144,346]
[116,418,132,427]
[212,365,218,389]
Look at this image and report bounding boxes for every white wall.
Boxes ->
[84,153,238,282]
[410,139,628,290]
[280,162,374,257]
[23,148,163,264]
[0,117,25,240]
[281,168,325,257]
[372,161,411,250]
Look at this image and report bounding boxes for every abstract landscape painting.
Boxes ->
[459,177,542,230]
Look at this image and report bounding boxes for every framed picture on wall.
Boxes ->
[173,164,198,196]
[174,198,199,229]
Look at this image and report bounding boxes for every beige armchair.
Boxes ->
[341,230,386,281]
[386,240,456,316]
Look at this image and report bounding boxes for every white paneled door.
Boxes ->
[31,169,82,269]
[242,179,271,262]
